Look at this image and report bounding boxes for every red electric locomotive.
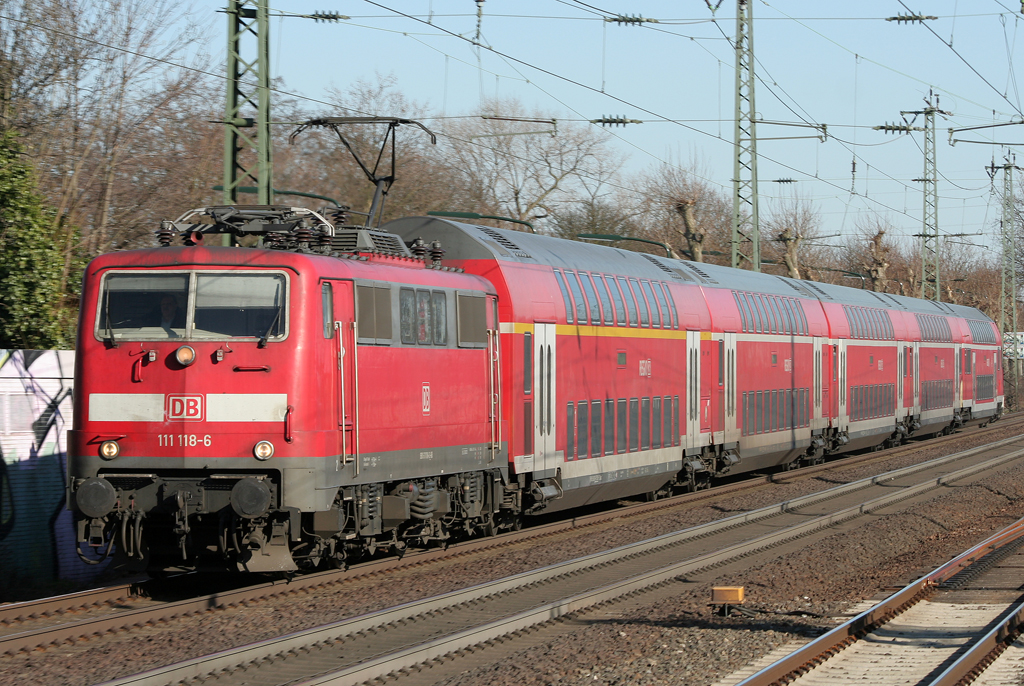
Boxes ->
[67,206,1003,573]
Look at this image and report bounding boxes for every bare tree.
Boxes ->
[439,99,620,227]
[763,194,822,279]
[630,156,730,263]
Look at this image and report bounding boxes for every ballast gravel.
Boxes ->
[3,425,1024,686]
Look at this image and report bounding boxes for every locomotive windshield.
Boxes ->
[97,270,287,342]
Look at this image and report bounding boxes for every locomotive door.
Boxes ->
[685,331,701,451]
[324,280,357,471]
[722,332,739,445]
[533,322,558,474]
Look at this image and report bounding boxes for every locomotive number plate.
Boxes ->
[157,434,212,447]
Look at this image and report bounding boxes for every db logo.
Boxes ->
[167,394,204,421]
[422,383,431,415]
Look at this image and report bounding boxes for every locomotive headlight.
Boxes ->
[99,440,120,460]
[175,345,196,367]
[253,440,274,460]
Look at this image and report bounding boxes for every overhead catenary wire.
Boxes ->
[0,4,1009,243]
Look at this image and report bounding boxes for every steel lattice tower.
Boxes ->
[999,161,1019,401]
[731,0,760,271]
[223,0,273,205]
[920,104,939,300]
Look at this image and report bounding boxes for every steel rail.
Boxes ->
[96,442,1024,686]
[4,415,1017,633]
[928,600,1024,685]
[736,517,1024,686]
[0,583,137,627]
[6,423,1015,655]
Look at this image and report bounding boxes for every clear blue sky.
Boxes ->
[188,1,1024,259]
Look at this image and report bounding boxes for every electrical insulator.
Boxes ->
[310,11,349,22]
[590,116,642,127]
[885,13,937,24]
[605,14,658,25]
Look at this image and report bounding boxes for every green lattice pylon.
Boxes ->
[223,0,272,205]
[731,0,760,271]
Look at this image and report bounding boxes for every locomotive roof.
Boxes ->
[383,216,994,325]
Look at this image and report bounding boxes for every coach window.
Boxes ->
[766,297,781,334]
[753,294,770,334]
[783,299,796,335]
[655,283,674,329]
[752,295,767,333]
[554,270,574,324]
[564,270,589,324]
[456,294,487,348]
[604,276,626,325]
[964,348,972,373]
[629,398,640,451]
[322,282,333,338]
[399,288,416,344]
[641,281,661,328]
[577,401,589,459]
[795,301,808,334]
[617,276,639,326]
[737,290,753,331]
[662,284,680,329]
[783,299,798,335]
[591,400,602,458]
[766,296,780,334]
[770,390,778,432]
[744,294,761,333]
[652,396,662,449]
[778,298,792,334]
[673,395,681,444]
[524,332,533,394]
[580,273,602,324]
[745,393,753,436]
[617,399,628,453]
[566,402,575,459]
[629,279,650,327]
[755,391,764,434]
[663,396,673,446]
[604,399,615,455]
[594,276,615,325]
[641,397,651,449]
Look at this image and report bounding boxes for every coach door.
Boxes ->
[323,280,357,473]
[533,322,558,474]
[722,332,739,445]
[487,297,501,462]
[686,331,702,451]
[911,342,921,415]
[837,340,848,430]
[812,337,825,430]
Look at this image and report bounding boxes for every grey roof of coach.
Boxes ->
[383,217,994,324]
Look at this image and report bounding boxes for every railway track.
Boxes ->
[733,514,1024,686]
[2,416,1021,659]
[85,430,1024,686]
